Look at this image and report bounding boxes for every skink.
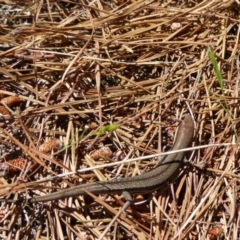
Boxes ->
[27,114,194,203]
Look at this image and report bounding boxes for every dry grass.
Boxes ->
[0,0,239,239]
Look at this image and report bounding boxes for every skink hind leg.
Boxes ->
[122,191,132,216]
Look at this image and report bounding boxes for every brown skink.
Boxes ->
[26,114,194,203]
